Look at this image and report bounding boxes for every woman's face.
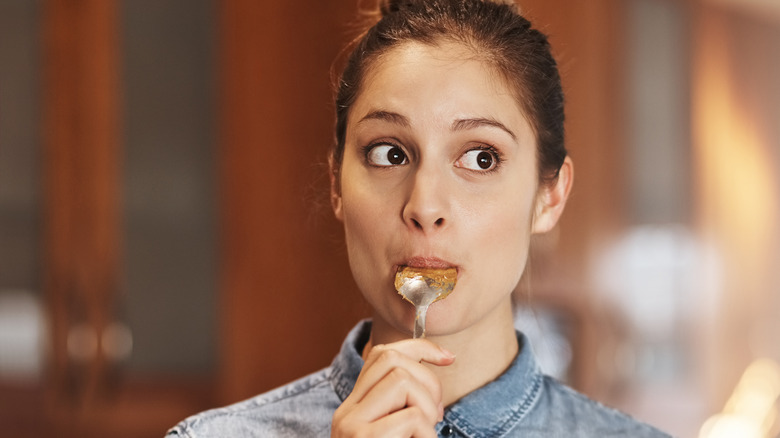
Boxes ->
[333,41,554,338]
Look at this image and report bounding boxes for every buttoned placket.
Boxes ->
[439,423,455,436]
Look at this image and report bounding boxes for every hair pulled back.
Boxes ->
[333,0,566,185]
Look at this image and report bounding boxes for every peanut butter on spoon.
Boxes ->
[394,266,457,338]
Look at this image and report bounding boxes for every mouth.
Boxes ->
[394,258,459,317]
[400,256,458,271]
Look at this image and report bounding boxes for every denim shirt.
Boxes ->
[166,320,671,437]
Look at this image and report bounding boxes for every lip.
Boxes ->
[399,256,458,270]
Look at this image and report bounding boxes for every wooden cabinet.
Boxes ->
[38,0,217,436]
[1,1,368,436]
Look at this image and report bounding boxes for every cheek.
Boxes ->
[488,210,531,267]
[340,173,391,243]
[461,190,535,286]
[338,181,396,290]
[341,197,382,254]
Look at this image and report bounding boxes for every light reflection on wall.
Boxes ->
[596,225,699,380]
[0,291,45,383]
[699,358,780,438]
[692,6,780,416]
[694,40,778,268]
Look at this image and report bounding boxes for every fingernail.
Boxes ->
[440,347,455,360]
[438,403,444,422]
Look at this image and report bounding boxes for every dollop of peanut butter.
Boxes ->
[394,266,457,303]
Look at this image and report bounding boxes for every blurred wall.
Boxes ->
[692,0,780,430]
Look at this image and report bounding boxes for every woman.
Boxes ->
[167,0,671,436]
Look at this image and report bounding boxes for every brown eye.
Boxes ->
[457,149,498,171]
[476,151,493,169]
[387,148,406,165]
[367,144,408,166]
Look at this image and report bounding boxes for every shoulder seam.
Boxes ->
[542,376,672,435]
[175,367,333,428]
[246,368,333,409]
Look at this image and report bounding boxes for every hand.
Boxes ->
[331,339,456,438]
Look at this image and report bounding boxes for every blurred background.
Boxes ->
[1,0,779,437]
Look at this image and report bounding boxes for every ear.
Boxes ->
[329,154,344,221]
[532,156,573,234]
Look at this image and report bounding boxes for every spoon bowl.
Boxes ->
[395,266,457,338]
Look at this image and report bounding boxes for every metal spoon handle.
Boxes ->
[414,305,428,339]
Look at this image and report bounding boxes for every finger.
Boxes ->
[349,343,451,405]
[355,366,442,425]
[364,339,455,368]
[333,407,438,438]
[372,407,439,438]
[358,340,454,395]
[345,352,440,415]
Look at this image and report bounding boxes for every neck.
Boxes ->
[364,302,519,407]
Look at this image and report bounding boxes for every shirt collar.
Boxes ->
[443,330,544,437]
[330,319,371,401]
[329,319,544,438]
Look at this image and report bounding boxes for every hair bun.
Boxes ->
[378,0,517,18]
[379,0,412,17]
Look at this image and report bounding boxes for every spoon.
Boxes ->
[394,266,457,338]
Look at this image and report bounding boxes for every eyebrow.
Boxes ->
[452,117,517,141]
[357,110,411,127]
[358,110,517,141]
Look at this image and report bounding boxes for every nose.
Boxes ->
[402,165,450,233]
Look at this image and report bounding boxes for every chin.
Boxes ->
[418,300,468,335]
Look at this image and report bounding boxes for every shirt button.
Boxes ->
[441,424,454,436]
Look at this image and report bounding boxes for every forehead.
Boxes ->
[352,41,530,129]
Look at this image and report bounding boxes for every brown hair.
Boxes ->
[331,0,566,186]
